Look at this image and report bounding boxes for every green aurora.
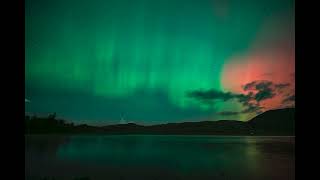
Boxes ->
[25,0,295,125]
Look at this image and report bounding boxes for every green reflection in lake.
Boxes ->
[25,135,294,180]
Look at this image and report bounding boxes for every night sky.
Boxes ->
[25,0,295,125]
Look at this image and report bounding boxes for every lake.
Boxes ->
[25,135,295,180]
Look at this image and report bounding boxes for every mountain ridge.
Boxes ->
[25,108,295,136]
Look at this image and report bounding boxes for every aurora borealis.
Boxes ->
[25,0,295,125]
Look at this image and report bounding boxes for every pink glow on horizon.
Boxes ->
[221,49,294,111]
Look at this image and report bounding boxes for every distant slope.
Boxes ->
[247,108,295,135]
[100,108,295,135]
[25,108,295,135]
[148,120,250,135]
[101,120,250,135]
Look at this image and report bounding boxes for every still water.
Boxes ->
[25,135,295,180]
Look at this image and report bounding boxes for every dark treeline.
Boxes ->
[25,113,105,134]
[25,108,295,136]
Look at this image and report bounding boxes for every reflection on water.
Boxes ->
[25,135,295,180]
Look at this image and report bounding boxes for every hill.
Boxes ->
[25,108,295,135]
[248,108,295,135]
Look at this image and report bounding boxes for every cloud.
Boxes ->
[186,89,238,102]
[254,88,274,102]
[243,80,291,102]
[187,88,261,115]
[25,98,31,103]
[188,80,292,116]
[236,92,253,104]
[243,80,270,91]
[280,94,295,109]
[282,94,295,104]
[243,80,275,102]
[241,104,263,114]
[188,81,279,105]
[251,81,274,102]
[275,83,290,89]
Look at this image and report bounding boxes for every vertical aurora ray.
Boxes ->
[25,0,294,124]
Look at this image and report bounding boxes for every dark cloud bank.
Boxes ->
[187,80,294,116]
